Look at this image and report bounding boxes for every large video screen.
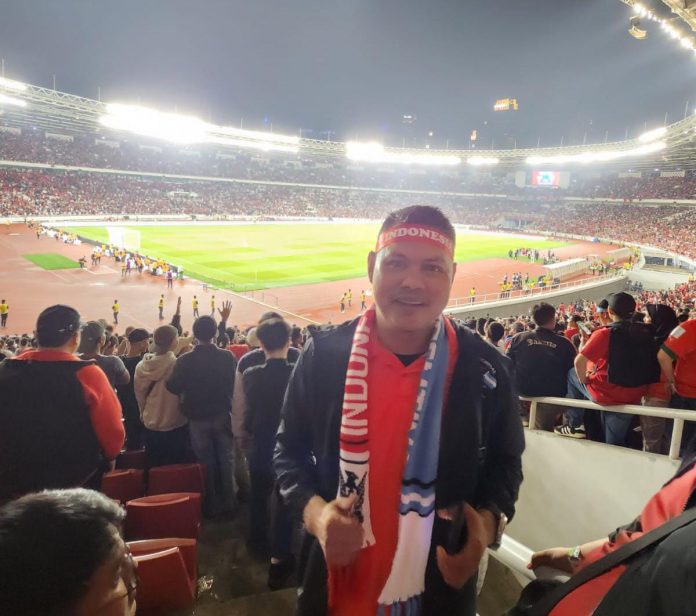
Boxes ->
[531,171,561,187]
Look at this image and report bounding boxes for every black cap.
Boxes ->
[607,292,636,319]
[127,328,150,343]
[36,305,81,347]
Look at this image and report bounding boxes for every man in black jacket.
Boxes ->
[167,313,237,516]
[243,317,296,588]
[507,303,576,430]
[274,206,524,616]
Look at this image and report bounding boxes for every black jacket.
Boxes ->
[274,318,525,616]
[243,358,295,469]
[166,344,237,421]
[507,327,576,397]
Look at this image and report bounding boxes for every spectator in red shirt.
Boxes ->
[0,305,125,503]
[558,293,655,445]
[564,315,582,341]
[659,318,696,448]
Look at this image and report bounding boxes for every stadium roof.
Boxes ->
[660,0,696,32]
[2,78,696,172]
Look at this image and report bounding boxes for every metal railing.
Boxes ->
[448,271,625,308]
[522,395,696,460]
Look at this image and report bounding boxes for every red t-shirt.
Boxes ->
[228,343,250,361]
[551,466,696,615]
[329,321,458,616]
[564,327,579,341]
[661,319,696,398]
[580,327,647,405]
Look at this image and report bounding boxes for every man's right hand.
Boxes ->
[304,494,364,567]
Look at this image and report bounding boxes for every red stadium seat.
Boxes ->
[125,492,202,540]
[116,448,146,470]
[127,538,197,584]
[131,546,196,613]
[147,463,205,496]
[100,469,145,504]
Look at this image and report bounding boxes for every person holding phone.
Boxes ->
[275,205,524,616]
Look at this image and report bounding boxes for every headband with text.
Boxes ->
[375,224,455,258]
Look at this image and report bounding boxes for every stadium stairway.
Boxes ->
[172,509,296,616]
[168,503,520,616]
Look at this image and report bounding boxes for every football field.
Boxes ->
[65,224,569,290]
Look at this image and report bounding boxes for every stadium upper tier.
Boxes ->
[3,77,696,171]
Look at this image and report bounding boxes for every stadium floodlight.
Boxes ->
[525,141,666,165]
[99,103,299,150]
[0,93,27,107]
[345,141,461,166]
[100,104,209,144]
[638,126,667,142]
[467,156,500,166]
[0,77,27,92]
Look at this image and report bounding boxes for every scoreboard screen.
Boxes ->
[531,171,561,187]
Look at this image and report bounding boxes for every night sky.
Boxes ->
[1,0,694,148]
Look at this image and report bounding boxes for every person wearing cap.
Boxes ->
[0,305,125,503]
[78,321,130,389]
[118,328,150,450]
[167,309,238,517]
[134,325,189,468]
[560,292,659,445]
[274,205,523,616]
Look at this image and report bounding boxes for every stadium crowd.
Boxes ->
[4,167,696,261]
[2,128,696,200]
[1,203,696,616]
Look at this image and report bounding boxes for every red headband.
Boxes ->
[375,224,454,257]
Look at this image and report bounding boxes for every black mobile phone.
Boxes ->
[446,502,468,555]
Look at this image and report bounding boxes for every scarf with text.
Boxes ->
[337,306,449,610]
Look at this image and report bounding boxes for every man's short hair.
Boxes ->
[193,315,217,341]
[258,311,283,324]
[153,325,178,353]
[486,321,505,344]
[256,318,291,352]
[0,489,125,616]
[532,303,556,327]
[378,205,456,249]
[127,328,150,344]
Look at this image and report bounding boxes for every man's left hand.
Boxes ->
[435,504,495,589]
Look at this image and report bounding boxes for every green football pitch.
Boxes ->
[64,224,569,290]
[23,252,80,270]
